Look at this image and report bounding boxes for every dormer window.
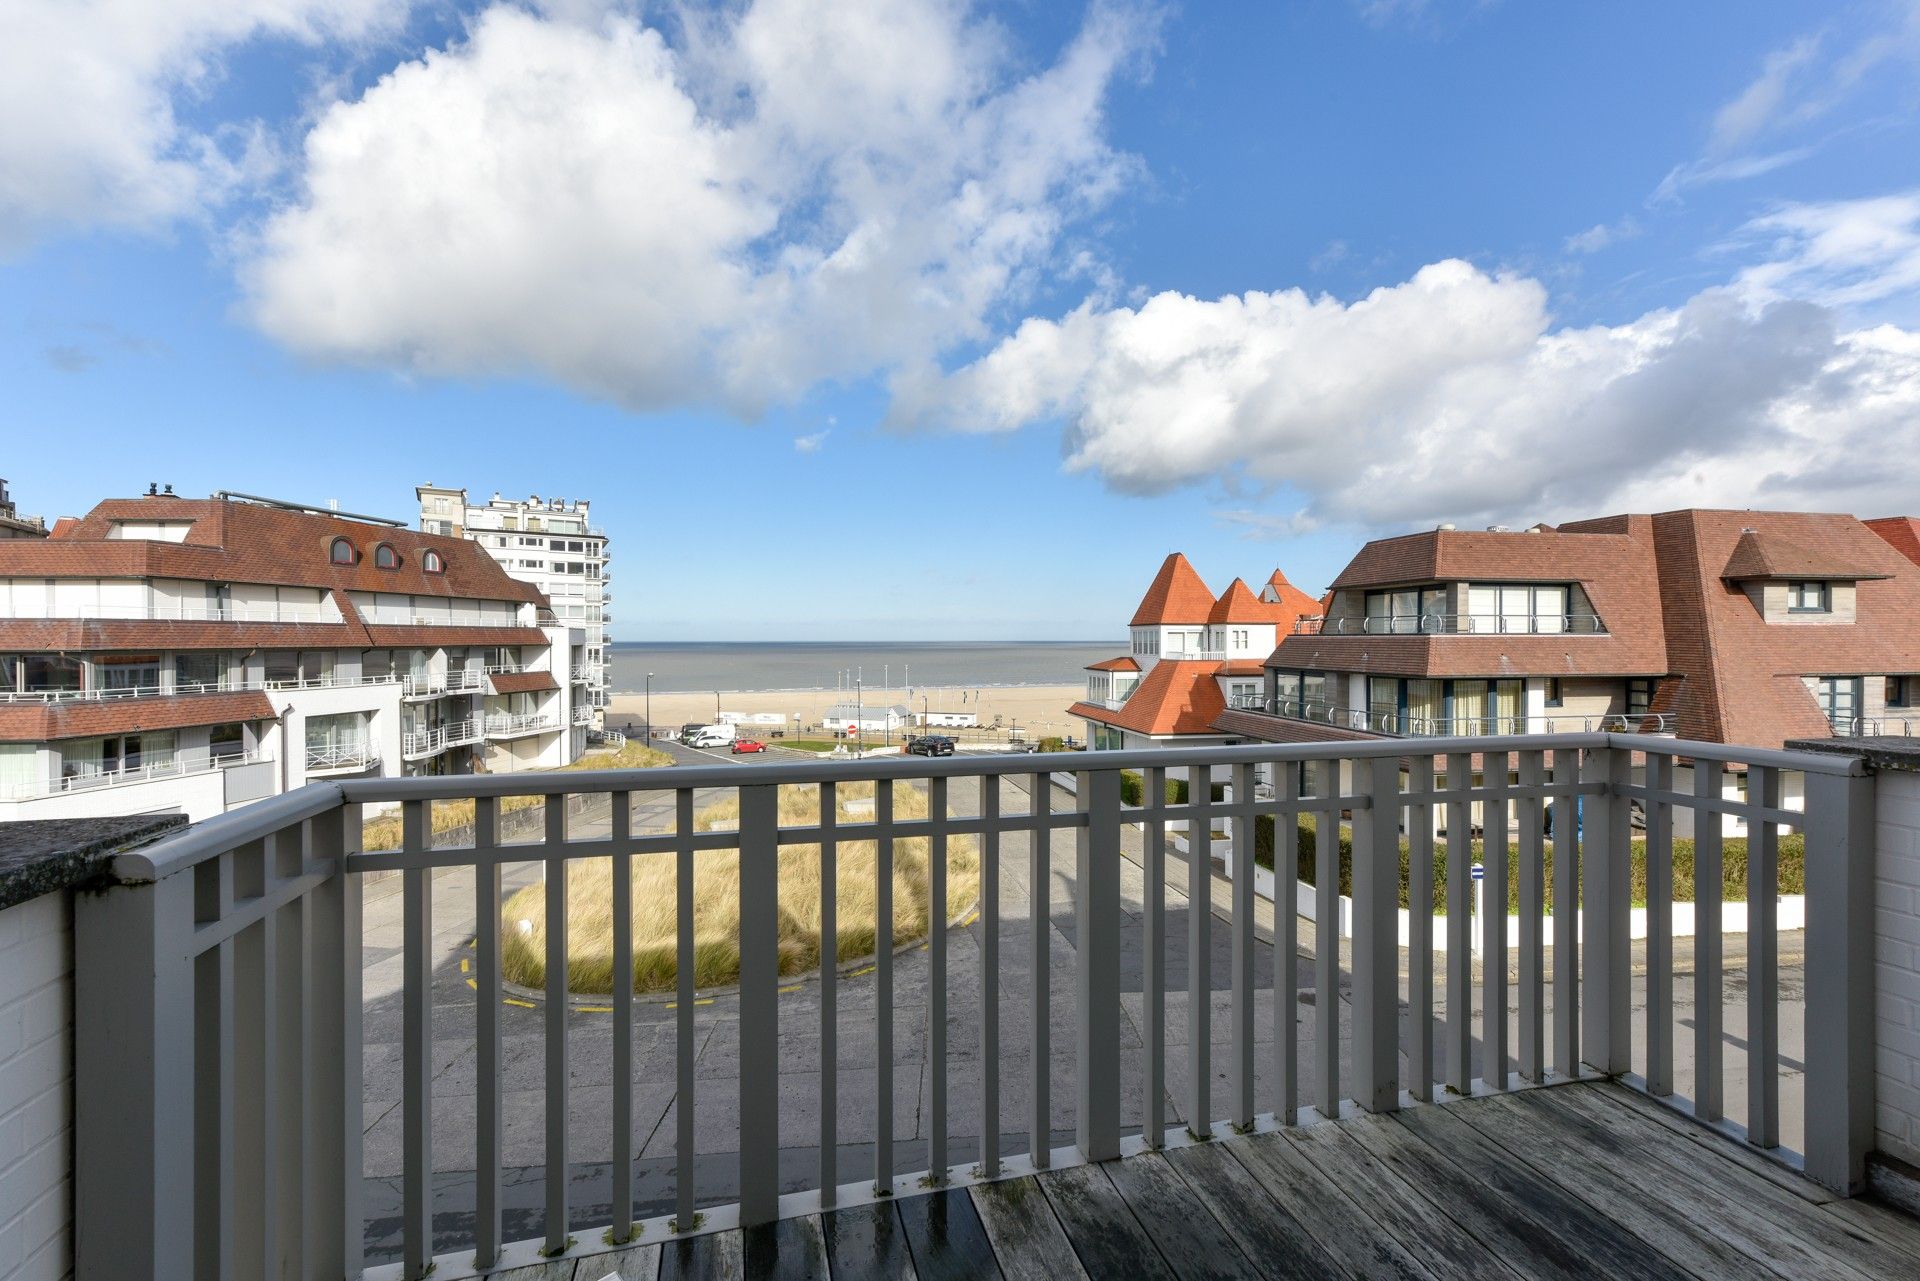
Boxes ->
[1788,581,1831,613]
[373,543,399,570]
[329,538,357,565]
[422,549,445,574]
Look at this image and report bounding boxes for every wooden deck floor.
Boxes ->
[499,1082,1920,1281]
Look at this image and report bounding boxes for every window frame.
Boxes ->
[1787,580,1832,613]
[421,549,445,574]
[329,537,357,566]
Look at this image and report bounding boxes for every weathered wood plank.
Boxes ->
[1542,1087,1894,1281]
[821,1200,919,1281]
[1448,1093,1802,1281]
[1160,1139,1345,1281]
[1339,1108,1630,1281]
[735,1215,829,1281]
[1225,1129,1433,1281]
[1586,1080,1835,1203]
[1037,1163,1179,1281]
[968,1177,1088,1281]
[896,1187,1003,1281]
[572,1242,663,1279]
[1101,1151,1262,1281]
[1387,1104,1678,1281]
[657,1228,743,1281]
[1820,1197,1920,1262]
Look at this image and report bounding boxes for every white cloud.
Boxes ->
[915,241,1920,530]
[1710,35,1822,153]
[1564,217,1639,254]
[1732,191,1920,314]
[0,0,402,253]
[242,0,1158,415]
[794,429,830,453]
[1650,147,1814,206]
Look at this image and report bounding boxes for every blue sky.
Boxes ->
[5,0,1920,640]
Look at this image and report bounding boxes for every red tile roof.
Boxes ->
[1070,660,1227,737]
[0,619,368,654]
[0,691,275,743]
[1129,553,1216,626]
[1085,656,1141,672]
[363,625,549,648]
[489,671,559,695]
[1720,527,1891,581]
[1218,660,1266,677]
[1865,517,1920,567]
[1208,578,1293,625]
[0,496,545,603]
[1261,570,1325,626]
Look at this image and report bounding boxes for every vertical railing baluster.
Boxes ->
[1445,752,1472,1096]
[1276,763,1299,1123]
[738,785,780,1225]
[1230,762,1256,1130]
[1803,766,1876,1194]
[1694,761,1723,1120]
[820,781,839,1203]
[1748,765,1779,1149]
[610,791,634,1243]
[303,802,358,1279]
[1407,758,1434,1104]
[401,801,433,1279]
[1482,751,1509,1091]
[1030,772,1050,1167]
[929,775,950,1180]
[270,828,307,1281]
[210,845,241,1281]
[473,797,503,1267]
[876,780,896,1191]
[1550,752,1579,1078]
[1189,764,1213,1133]
[1316,759,1340,1117]
[543,795,571,1253]
[1646,754,1674,1097]
[979,776,1001,1178]
[1144,766,1166,1145]
[1581,745,1631,1077]
[1075,767,1122,1162]
[1516,751,1545,1084]
[674,789,696,1231]
[1352,756,1401,1114]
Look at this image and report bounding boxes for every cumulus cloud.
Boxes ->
[0,0,402,253]
[912,237,1920,529]
[242,0,1158,414]
[794,429,830,453]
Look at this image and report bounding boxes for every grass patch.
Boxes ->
[1253,814,1805,913]
[500,780,979,994]
[775,739,878,753]
[362,738,674,849]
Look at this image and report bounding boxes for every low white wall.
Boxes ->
[0,893,71,1280]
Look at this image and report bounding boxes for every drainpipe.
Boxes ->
[278,703,294,795]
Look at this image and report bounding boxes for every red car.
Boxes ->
[731,738,768,754]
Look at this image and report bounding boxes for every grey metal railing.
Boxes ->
[71,733,1876,1281]
[1294,612,1607,636]
[1262,696,1679,737]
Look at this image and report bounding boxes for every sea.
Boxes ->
[608,641,1120,694]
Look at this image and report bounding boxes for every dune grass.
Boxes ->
[361,738,674,849]
[500,780,980,995]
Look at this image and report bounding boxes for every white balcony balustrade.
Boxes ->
[72,733,1880,1280]
[401,720,481,759]
[484,711,560,738]
[399,668,487,699]
[0,672,402,703]
[304,742,377,773]
[0,747,269,800]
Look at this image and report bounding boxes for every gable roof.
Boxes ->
[0,496,546,604]
[1261,570,1325,625]
[1085,656,1141,673]
[1069,659,1226,737]
[1209,577,1294,624]
[1864,517,1920,568]
[1129,553,1216,626]
[1720,527,1892,582]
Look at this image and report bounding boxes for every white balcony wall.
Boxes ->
[0,892,72,1280]
[269,682,404,791]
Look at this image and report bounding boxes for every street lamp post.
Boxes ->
[645,672,653,742]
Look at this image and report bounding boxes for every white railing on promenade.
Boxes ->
[70,733,1878,1280]
[0,748,269,801]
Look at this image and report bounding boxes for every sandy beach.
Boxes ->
[607,683,1087,740]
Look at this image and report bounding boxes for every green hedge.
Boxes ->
[1252,814,1805,913]
[1038,736,1069,753]
[1118,770,1226,807]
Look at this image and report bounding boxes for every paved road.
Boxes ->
[356,759,1806,1260]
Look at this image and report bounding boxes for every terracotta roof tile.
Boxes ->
[1720,527,1892,581]
[1128,554,1216,626]
[1864,517,1920,568]
[1085,656,1141,672]
[0,691,276,743]
[489,671,559,695]
[1208,578,1294,625]
[1260,570,1325,625]
[1070,660,1226,737]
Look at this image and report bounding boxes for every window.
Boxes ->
[361,649,393,680]
[422,550,444,574]
[1788,581,1831,613]
[1890,676,1912,708]
[329,537,357,565]
[373,543,399,570]
[208,723,247,762]
[21,655,82,692]
[174,652,223,691]
[1815,677,1861,731]
[264,651,331,685]
[1544,677,1563,708]
[1627,678,1652,719]
[1465,583,1578,634]
[99,655,160,693]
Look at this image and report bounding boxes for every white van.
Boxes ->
[685,723,736,749]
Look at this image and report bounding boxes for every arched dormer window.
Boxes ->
[422,549,445,574]
[329,537,357,565]
[374,543,399,570]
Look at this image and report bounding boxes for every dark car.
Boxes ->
[906,735,957,757]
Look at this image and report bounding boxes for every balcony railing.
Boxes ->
[400,668,486,698]
[65,602,342,624]
[359,606,530,628]
[572,706,593,725]
[484,712,560,737]
[72,733,1878,1279]
[1294,612,1608,636]
[0,747,269,801]
[304,742,377,772]
[1261,696,1679,737]
[0,672,404,703]
[401,720,481,759]
[1838,716,1920,737]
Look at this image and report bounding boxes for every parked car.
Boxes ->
[906,735,956,757]
[731,738,768,754]
[685,723,737,749]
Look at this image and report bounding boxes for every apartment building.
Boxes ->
[1215,508,1920,751]
[0,491,590,822]
[416,485,611,724]
[0,478,45,540]
[1071,554,1324,750]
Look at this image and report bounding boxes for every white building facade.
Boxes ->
[417,485,612,724]
[0,493,588,824]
